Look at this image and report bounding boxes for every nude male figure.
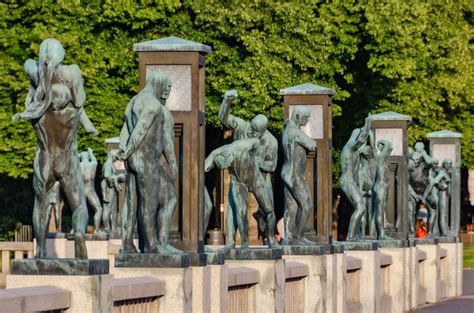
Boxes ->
[340,114,373,241]
[281,106,316,245]
[80,148,103,234]
[205,138,278,248]
[12,38,90,258]
[218,90,278,246]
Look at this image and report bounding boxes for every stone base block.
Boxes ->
[379,247,408,313]
[283,255,327,313]
[188,252,207,266]
[282,244,325,255]
[205,250,225,265]
[225,247,282,260]
[339,240,378,251]
[6,274,113,313]
[376,239,409,248]
[438,242,463,297]
[416,244,439,303]
[115,252,189,268]
[11,259,109,275]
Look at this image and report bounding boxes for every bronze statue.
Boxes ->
[372,140,393,239]
[436,159,452,236]
[281,106,316,245]
[12,38,93,258]
[357,130,376,237]
[341,114,373,241]
[80,148,103,234]
[116,71,181,254]
[101,150,125,235]
[205,138,278,248]
[218,90,278,247]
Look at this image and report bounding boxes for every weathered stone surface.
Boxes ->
[331,243,345,254]
[280,83,336,96]
[11,259,109,275]
[435,236,458,243]
[372,111,412,121]
[339,240,378,251]
[282,244,325,256]
[134,36,212,54]
[410,238,438,245]
[115,253,189,268]
[376,239,409,248]
[224,247,282,260]
[188,252,207,267]
[427,130,463,139]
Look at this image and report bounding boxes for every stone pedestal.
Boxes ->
[416,244,440,303]
[379,247,407,313]
[226,259,285,313]
[7,259,112,313]
[225,247,282,260]
[283,255,327,313]
[344,250,381,313]
[208,264,228,313]
[115,253,189,268]
[439,242,463,297]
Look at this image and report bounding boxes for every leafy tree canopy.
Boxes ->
[0,0,472,180]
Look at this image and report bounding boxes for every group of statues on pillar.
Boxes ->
[408,143,453,237]
[341,114,394,241]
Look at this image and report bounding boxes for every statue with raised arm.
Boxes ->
[281,106,316,245]
[436,159,452,236]
[101,150,126,235]
[341,114,373,241]
[218,90,278,246]
[12,38,91,258]
[205,138,278,248]
[423,158,440,235]
[357,130,376,237]
[116,71,175,254]
[80,148,103,234]
[372,140,393,239]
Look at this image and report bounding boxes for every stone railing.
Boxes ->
[112,276,165,313]
[0,285,70,312]
[284,261,308,313]
[346,256,362,313]
[227,267,260,313]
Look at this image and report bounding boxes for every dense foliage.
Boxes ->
[0,1,472,179]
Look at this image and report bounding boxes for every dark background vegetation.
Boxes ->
[0,1,472,238]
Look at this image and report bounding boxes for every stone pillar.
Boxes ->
[427,130,463,235]
[372,111,412,238]
[134,37,211,261]
[280,83,336,243]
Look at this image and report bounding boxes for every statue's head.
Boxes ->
[377,140,393,155]
[431,158,439,168]
[38,38,65,71]
[291,106,311,127]
[24,59,39,86]
[414,142,425,152]
[247,114,268,139]
[146,71,172,101]
[79,151,89,161]
[359,144,371,157]
[411,152,421,166]
[442,158,452,170]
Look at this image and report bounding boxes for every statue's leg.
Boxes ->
[345,183,365,241]
[136,171,159,253]
[121,172,138,253]
[233,182,249,248]
[110,192,118,234]
[284,185,298,244]
[253,175,272,238]
[360,196,367,237]
[156,175,181,253]
[102,200,111,233]
[204,187,213,233]
[60,159,88,259]
[427,201,437,235]
[226,181,237,248]
[289,177,313,244]
[87,190,103,233]
[252,178,278,248]
[439,193,448,236]
[32,172,55,258]
[374,189,390,239]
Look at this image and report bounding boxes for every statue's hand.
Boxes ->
[224,90,238,104]
[204,158,213,172]
[365,113,373,123]
[87,147,93,154]
[87,129,99,137]
[12,113,22,122]
[115,149,126,161]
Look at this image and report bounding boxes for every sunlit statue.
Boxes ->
[80,148,103,234]
[205,138,278,248]
[340,114,373,241]
[372,140,393,239]
[281,106,316,245]
[12,38,95,258]
[436,159,452,236]
[357,130,376,237]
[218,90,278,247]
[116,71,182,254]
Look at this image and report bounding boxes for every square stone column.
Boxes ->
[372,111,412,238]
[134,36,211,260]
[280,83,336,243]
[427,130,463,235]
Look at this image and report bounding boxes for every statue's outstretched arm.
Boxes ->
[88,148,97,164]
[356,114,372,147]
[80,111,99,136]
[121,104,160,159]
[218,90,239,129]
[295,130,316,152]
[204,151,217,172]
